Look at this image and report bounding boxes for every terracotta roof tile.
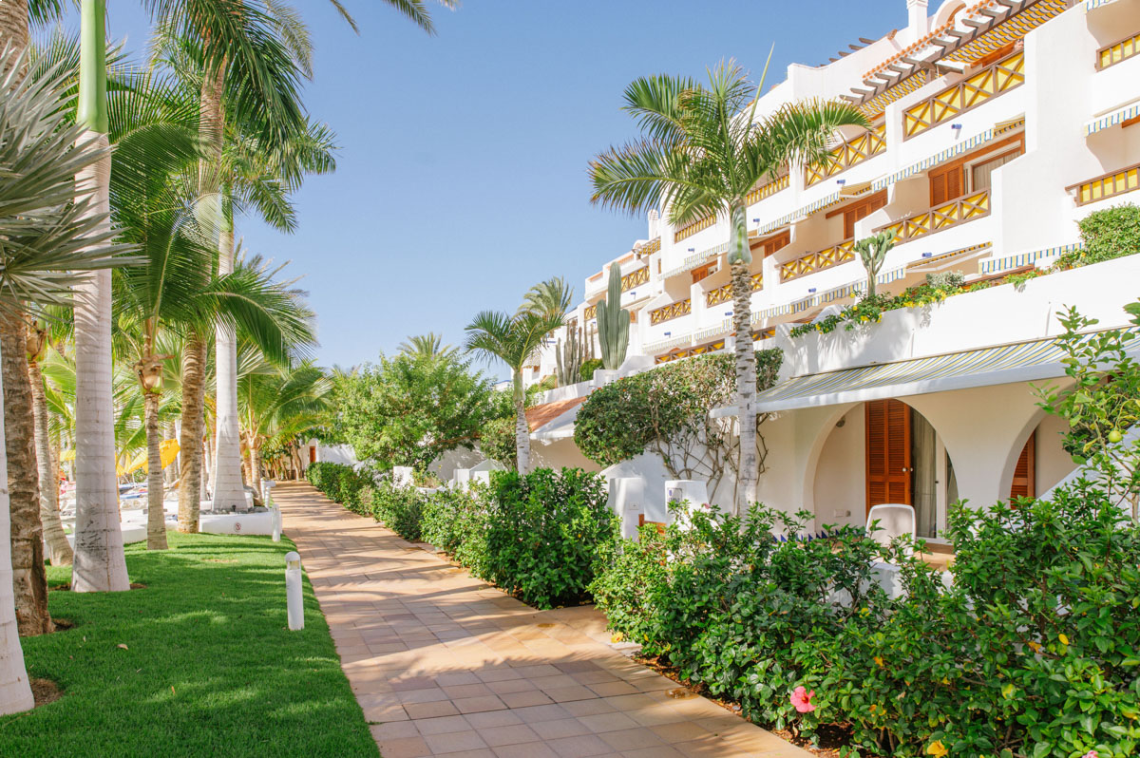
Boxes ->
[525,396,587,432]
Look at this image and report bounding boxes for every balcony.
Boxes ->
[877,190,990,244]
[1098,32,1140,70]
[904,51,1024,139]
[745,174,789,205]
[1070,162,1140,206]
[674,215,715,243]
[805,125,886,186]
[621,265,649,292]
[706,274,762,306]
[650,299,692,325]
[780,239,856,283]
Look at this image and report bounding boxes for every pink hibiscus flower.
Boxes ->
[790,686,815,714]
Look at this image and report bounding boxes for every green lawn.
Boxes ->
[0,532,378,758]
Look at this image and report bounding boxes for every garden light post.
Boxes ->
[285,551,303,630]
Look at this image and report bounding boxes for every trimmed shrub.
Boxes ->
[370,481,426,542]
[306,462,372,511]
[579,358,603,382]
[421,485,489,575]
[480,468,618,609]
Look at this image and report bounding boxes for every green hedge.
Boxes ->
[1076,203,1140,266]
[590,485,1140,757]
[305,462,373,511]
[369,481,426,542]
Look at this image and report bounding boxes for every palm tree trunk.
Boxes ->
[178,333,207,533]
[164,421,178,485]
[0,354,34,715]
[0,313,49,635]
[72,0,130,594]
[143,391,166,550]
[730,202,759,515]
[513,370,530,474]
[213,198,244,510]
[0,0,37,713]
[250,439,263,495]
[29,356,72,566]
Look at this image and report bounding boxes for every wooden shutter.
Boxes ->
[866,399,912,512]
[842,194,888,239]
[930,164,964,206]
[1009,432,1036,499]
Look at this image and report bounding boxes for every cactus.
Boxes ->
[555,326,583,386]
[853,230,895,299]
[596,263,630,370]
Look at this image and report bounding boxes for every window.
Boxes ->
[691,262,716,284]
[970,150,1019,192]
[755,230,790,258]
[930,164,964,206]
[842,194,887,239]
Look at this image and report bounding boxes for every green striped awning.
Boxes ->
[754,331,1134,413]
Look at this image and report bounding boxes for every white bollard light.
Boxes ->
[285,551,304,630]
[272,506,282,543]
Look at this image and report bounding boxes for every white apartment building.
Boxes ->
[519,0,1140,546]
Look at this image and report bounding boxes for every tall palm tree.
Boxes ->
[0,49,131,713]
[465,298,564,474]
[589,59,868,512]
[519,276,573,321]
[27,315,73,566]
[145,0,454,519]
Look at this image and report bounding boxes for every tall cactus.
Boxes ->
[555,326,582,386]
[596,263,630,370]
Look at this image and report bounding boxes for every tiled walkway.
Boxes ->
[275,482,811,758]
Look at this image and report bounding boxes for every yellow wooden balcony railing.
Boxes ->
[745,174,790,205]
[904,51,1024,139]
[650,299,692,325]
[1099,32,1140,70]
[779,239,856,283]
[1071,163,1140,206]
[877,190,990,244]
[621,265,649,292]
[635,237,661,256]
[674,215,715,243]
[706,274,762,306]
[583,304,597,320]
[805,125,887,186]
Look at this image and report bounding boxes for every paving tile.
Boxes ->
[275,483,811,758]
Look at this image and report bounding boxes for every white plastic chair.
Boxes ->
[866,504,916,553]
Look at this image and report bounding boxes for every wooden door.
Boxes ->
[866,399,912,512]
[930,164,964,206]
[309,446,317,464]
[1009,431,1036,499]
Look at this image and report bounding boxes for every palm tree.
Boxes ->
[399,333,455,360]
[589,59,868,512]
[27,315,73,566]
[144,0,454,519]
[465,298,564,474]
[519,277,573,321]
[238,353,330,494]
[0,50,131,713]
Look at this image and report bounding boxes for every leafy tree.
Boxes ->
[589,58,866,512]
[336,351,496,474]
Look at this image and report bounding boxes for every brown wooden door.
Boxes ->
[309,446,317,464]
[1009,431,1036,499]
[866,399,912,512]
[930,164,964,206]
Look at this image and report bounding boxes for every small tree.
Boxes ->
[1036,301,1140,520]
[336,351,496,473]
[853,230,895,299]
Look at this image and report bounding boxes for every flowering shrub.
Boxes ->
[591,491,1140,757]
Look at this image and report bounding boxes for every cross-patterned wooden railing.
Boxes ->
[745,174,790,205]
[1071,163,1140,206]
[876,190,990,244]
[583,304,597,320]
[621,266,649,293]
[1099,32,1140,70]
[805,125,887,186]
[904,51,1024,139]
[779,239,856,282]
[649,299,692,325]
[705,274,762,306]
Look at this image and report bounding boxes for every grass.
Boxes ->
[0,532,378,758]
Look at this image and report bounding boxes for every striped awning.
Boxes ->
[753,331,1131,413]
[663,241,729,279]
[906,243,993,272]
[755,190,845,236]
[1085,101,1140,137]
[979,242,1082,275]
[757,266,907,320]
[871,122,1029,190]
[1086,0,1123,10]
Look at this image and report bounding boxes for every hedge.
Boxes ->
[305,462,373,511]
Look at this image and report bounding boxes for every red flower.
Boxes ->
[790,686,815,714]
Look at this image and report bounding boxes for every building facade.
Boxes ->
[518,0,1140,541]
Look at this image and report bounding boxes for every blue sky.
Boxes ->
[59,1,902,371]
